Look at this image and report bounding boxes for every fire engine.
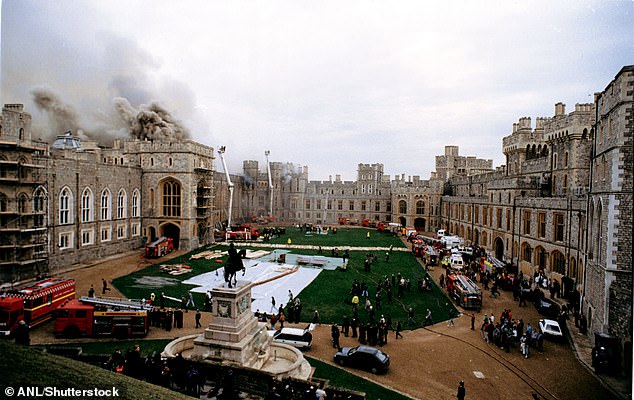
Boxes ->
[225,224,260,241]
[54,296,152,338]
[145,236,174,258]
[446,273,482,312]
[0,278,76,336]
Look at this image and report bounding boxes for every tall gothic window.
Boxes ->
[59,187,72,225]
[81,188,93,223]
[416,200,424,215]
[162,180,181,217]
[117,189,127,219]
[398,200,407,214]
[131,189,140,218]
[33,187,46,227]
[101,189,111,220]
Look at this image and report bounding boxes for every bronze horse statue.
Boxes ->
[224,244,246,288]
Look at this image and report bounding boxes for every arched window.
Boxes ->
[19,128,25,140]
[398,200,407,214]
[81,188,93,223]
[588,201,595,259]
[416,200,424,215]
[33,187,47,227]
[101,189,111,220]
[117,189,127,219]
[131,189,140,218]
[552,251,565,274]
[17,193,28,214]
[522,243,532,262]
[59,187,73,225]
[553,153,558,170]
[149,188,155,209]
[162,179,181,217]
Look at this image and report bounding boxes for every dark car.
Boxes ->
[334,345,390,374]
[534,297,561,319]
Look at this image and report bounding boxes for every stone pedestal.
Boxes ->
[164,279,312,380]
[192,280,272,368]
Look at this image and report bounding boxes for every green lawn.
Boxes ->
[297,249,456,327]
[113,229,456,329]
[265,226,407,248]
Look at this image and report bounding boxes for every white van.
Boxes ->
[441,235,462,249]
[436,229,446,238]
[450,254,464,270]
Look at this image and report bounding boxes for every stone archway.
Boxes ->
[494,237,504,260]
[148,226,157,242]
[160,222,181,249]
[399,216,406,227]
[414,217,426,232]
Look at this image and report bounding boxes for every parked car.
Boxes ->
[267,327,313,350]
[538,319,563,339]
[334,345,390,374]
[534,297,561,319]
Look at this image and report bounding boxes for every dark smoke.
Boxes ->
[113,97,190,141]
[31,87,84,138]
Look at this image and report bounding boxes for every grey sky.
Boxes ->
[1,1,632,180]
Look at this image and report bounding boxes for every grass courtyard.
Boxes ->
[113,226,456,328]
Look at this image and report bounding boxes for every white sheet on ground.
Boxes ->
[183,259,322,313]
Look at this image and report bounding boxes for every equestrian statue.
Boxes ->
[224,243,246,288]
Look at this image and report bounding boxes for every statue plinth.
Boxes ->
[192,280,272,368]
[165,278,312,380]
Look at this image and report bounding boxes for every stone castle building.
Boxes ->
[0,103,215,282]
[1,66,631,367]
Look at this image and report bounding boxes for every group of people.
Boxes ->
[255,295,303,330]
[148,307,190,331]
[480,308,544,358]
[331,313,399,349]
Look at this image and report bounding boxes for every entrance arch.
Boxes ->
[399,216,406,227]
[160,222,181,249]
[148,226,157,242]
[414,217,426,232]
[494,237,504,260]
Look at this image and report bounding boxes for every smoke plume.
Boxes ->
[113,97,190,141]
[31,87,84,138]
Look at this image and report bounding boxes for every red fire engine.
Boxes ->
[446,273,482,312]
[145,237,174,258]
[0,278,76,336]
[54,296,151,338]
[225,224,260,241]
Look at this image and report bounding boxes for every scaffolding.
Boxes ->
[0,139,50,285]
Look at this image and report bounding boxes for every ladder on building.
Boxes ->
[79,296,153,311]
